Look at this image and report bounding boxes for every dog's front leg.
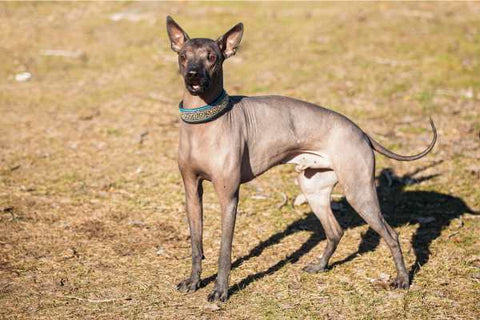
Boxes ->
[177,173,204,293]
[208,178,240,302]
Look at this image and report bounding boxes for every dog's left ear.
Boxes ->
[216,23,244,59]
[166,16,190,53]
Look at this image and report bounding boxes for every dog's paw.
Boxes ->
[207,287,228,302]
[303,263,327,274]
[176,278,201,293]
[391,276,410,290]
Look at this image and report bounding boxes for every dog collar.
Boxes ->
[179,90,230,124]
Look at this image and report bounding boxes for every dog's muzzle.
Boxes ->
[185,70,209,95]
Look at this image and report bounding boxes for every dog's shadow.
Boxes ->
[199,161,476,296]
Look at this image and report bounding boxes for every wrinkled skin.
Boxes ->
[166,16,436,302]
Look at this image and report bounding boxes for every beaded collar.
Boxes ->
[179,90,230,124]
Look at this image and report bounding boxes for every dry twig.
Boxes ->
[276,192,288,209]
[55,295,132,303]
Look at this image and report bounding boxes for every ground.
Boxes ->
[1,2,480,319]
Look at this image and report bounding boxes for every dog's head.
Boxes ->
[166,16,243,95]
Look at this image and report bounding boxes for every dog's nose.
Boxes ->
[187,70,198,78]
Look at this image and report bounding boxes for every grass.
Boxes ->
[1,2,480,319]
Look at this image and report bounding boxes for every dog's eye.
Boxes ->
[179,53,186,61]
[208,53,216,63]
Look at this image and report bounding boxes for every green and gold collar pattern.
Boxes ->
[179,90,230,124]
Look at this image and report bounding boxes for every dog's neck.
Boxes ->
[181,74,224,109]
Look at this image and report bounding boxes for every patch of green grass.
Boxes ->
[106,127,122,136]
[399,126,427,134]
[383,82,411,98]
[58,172,81,184]
[414,89,436,110]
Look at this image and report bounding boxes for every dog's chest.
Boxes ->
[178,125,241,174]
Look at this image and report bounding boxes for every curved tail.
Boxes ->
[366,118,437,161]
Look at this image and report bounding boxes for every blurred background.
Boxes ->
[1,2,479,319]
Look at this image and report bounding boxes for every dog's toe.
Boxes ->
[176,278,200,292]
[391,276,410,290]
[207,288,228,302]
[303,263,327,274]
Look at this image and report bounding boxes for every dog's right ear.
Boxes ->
[166,16,190,53]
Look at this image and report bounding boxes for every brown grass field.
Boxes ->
[1,2,480,319]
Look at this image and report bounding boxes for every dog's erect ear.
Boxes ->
[166,16,190,53]
[216,23,244,59]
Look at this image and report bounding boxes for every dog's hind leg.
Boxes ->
[298,169,343,273]
[340,169,409,289]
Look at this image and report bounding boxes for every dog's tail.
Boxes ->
[366,118,437,161]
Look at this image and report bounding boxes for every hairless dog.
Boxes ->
[166,16,437,302]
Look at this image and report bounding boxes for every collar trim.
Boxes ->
[179,90,230,124]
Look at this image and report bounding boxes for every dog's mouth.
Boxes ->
[185,78,209,95]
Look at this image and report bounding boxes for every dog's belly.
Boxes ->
[241,150,332,183]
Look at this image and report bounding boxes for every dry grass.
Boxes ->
[1,2,480,319]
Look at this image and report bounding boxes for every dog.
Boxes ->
[166,16,437,302]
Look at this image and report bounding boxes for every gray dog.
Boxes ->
[166,16,437,302]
